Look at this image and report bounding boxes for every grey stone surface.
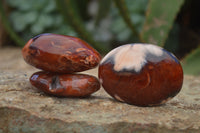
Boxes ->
[0,48,200,133]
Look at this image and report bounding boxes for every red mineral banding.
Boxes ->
[22,33,101,73]
[99,43,183,106]
[30,71,100,97]
[22,33,101,97]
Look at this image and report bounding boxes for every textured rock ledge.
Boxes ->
[0,48,200,133]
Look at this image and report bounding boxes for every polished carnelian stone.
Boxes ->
[30,71,100,97]
[22,33,101,73]
[99,43,183,106]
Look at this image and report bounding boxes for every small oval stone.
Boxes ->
[98,43,183,106]
[22,33,101,73]
[30,71,100,97]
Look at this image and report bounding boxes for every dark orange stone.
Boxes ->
[98,43,183,106]
[30,71,100,97]
[22,33,101,73]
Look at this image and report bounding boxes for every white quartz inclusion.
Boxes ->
[101,44,164,72]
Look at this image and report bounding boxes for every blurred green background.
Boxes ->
[0,0,200,75]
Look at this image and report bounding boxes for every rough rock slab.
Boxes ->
[0,48,200,133]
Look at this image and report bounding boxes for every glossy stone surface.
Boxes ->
[99,43,183,106]
[22,33,101,73]
[1,47,200,132]
[30,71,100,97]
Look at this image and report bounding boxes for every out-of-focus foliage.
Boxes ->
[111,0,147,42]
[3,0,182,47]
[1,0,200,75]
[182,46,200,75]
[55,0,109,52]
[6,0,76,41]
[141,0,184,46]
[0,1,25,46]
[164,23,180,53]
[87,0,113,44]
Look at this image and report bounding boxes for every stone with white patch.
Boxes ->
[98,43,183,106]
[100,43,172,73]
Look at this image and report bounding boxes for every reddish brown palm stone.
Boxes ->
[30,71,100,97]
[98,43,183,106]
[22,33,101,73]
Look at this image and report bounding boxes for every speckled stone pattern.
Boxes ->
[0,48,199,133]
[0,71,200,133]
[99,44,183,106]
[22,33,101,73]
[30,71,100,97]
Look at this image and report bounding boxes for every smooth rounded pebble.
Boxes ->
[22,33,101,73]
[98,43,183,106]
[30,71,100,97]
